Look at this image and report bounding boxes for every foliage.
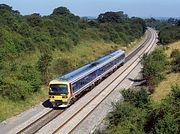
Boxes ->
[105,85,180,134]
[38,53,52,84]
[106,102,146,134]
[52,7,71,16]
[0,76,31,101]
[145,18,180,45]
[20,65,42,92]
[26,13,43,27]
[144,85,180,134]
[121,87,150,108]
[141,48,168,92]
[97,11,128,23]
[171,49,180,72]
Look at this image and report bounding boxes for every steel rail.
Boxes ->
[17,109,64,134]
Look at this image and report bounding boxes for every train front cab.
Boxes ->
[49,81,71,107]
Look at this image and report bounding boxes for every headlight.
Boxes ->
[61,94,68,98]
[50,96,54,98]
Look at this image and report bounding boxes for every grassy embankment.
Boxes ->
[0,37,142,121]
[151,41,180,101]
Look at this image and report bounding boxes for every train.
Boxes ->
[49,50,125,107]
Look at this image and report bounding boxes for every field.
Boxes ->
[151,41,180,101]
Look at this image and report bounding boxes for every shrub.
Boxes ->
[171,49,180,58]
[0,77,31,101]
[107,102,135,127]
[106,101,147,134]
[171,85,180,100]
[154,113,179,134]
[171,49,180,72]
[38,53,52,84]
[106,86,180,134]
[21,65,42,92]
[141,48,168,92]
[121,87,150,108]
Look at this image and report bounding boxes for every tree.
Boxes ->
[0,4,20,15]
[0,76,31,101]
[52,7,71,16]
[21,65,42,92]
[97,11,128,23]
[131,17,146,33]
[26,14,43,27]
[38,53,52,84]
[177,20,180,26]
[141,49,168,92]
[171,49,180,72]
[121,87,150,108]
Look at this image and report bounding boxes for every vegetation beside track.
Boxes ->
[105,86,180,134]
[152,41,180,101]
[0,4,146,121]
[145,18,180,45]
[104,40,180,134]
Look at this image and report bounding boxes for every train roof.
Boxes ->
[55,50,124,82]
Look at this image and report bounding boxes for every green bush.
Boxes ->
[106,103,146,134]
[121,87,150,108]
[20,65,42,92]
[145,18,180,45]
[38,53,52,84]
[105,86,180,134]
[144,85,180,134]
[141,48,168,92]
[107,102,136,127]
[0,77,31,101]
[171,49,180,72]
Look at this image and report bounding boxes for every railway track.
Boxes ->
[16,28,157,134]
[17,110,64,134]
[49,28,157,134]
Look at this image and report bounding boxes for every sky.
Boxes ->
[0,0,180,18]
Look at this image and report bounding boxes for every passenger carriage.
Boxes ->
[49,50,125,107]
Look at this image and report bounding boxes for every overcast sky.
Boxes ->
[1,0,180,18]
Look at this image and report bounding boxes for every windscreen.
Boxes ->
[49,84,68,95]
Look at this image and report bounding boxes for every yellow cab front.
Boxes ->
[49,81,71,107]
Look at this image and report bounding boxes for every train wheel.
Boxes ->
[69,97,77,105]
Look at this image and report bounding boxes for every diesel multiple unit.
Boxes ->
[49,50,125,107]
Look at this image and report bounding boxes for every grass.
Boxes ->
[151,41,180,102]
[165,41,180,57]
[0,87,47,121]
[151,72,180,102]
